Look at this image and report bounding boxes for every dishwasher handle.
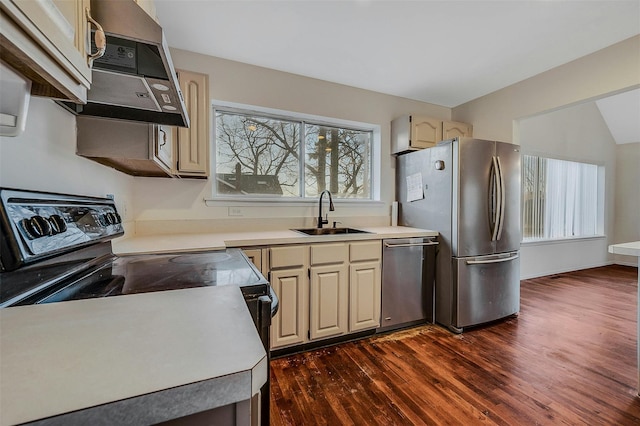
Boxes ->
[384,241,439,248]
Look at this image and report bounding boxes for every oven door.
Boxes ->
[244,288,278,426]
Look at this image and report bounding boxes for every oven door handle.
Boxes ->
[267,287,279,317]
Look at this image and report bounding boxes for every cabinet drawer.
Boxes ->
[310,243,348,266]
[350,240,381,262]
[270,245,307,269]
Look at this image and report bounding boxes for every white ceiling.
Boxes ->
[155,0,639,107]
[154,0,640,143]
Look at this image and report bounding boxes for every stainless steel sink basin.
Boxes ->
[292,227,370,236]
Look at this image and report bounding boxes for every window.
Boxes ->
[522,155,599,241]
[214,108,373,199]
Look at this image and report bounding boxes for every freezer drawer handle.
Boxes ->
[466,254,519,265]
[384,241,439,248]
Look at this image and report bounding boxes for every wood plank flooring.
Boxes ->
[270,265,640,425]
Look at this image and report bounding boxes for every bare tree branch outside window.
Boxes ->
[215,109,373,199]
[216,112,300,196]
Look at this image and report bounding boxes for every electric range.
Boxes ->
[0,188,277,425]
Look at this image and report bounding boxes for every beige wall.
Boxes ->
[132,49,451,235]
[517,102,617,278]
[0,98,135,233]
[453,35,640,143]
[614,142,640,265]
[452,35,640,276]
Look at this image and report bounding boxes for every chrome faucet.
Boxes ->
[317,190,335,228]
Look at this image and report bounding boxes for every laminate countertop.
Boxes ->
[0,286,267,426]
[608,241,640,257]
[113,226,437,256]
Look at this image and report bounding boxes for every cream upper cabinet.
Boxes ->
[175,69,210,178]
[0,0,99,103]
[76,116,174,178]
[391,115,473,154]
[442,120,473,140]
[154,124,174,172]
[410,116,442,149]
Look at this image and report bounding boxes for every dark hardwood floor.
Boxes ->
[270,265,640,425]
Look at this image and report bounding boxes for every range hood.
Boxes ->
[59,0,189,127]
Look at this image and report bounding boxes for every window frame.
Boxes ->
[520,151,606,244]
[208,101,381,204]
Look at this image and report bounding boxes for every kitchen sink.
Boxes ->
[292,227,371,236]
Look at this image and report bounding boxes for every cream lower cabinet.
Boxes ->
[244,240,382,351]
[268,245,308,349]
[309,243,349,340]
[349,241,382,332]
[242,248,265,274]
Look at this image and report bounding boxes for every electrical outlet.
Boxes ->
[228,207,243,217]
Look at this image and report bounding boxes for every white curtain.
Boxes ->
[543,158,598,239]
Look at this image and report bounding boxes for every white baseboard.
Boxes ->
[520,261,617,280]
[611,260,639,268]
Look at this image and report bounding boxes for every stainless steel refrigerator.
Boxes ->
[396,137,521,333]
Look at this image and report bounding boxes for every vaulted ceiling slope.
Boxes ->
[155,0,640,108]
[596,89,640,145]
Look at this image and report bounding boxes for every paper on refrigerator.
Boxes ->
[406,173,424,202]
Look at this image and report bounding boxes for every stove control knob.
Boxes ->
[104,212,122,225]
[21,215,52,239]
[48,214,67,234]
[96,214,108,226]
[104,212,116,225]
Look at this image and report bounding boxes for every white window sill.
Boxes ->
[521,235,606,247]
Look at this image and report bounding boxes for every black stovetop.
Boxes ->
[3,247,268,307]
[0,189,270,308]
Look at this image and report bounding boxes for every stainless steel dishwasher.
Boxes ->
[379,236,438,332]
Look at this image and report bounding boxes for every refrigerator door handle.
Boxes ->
[490,156,502,241]
[496,156,506,241]
[466,254,519,265]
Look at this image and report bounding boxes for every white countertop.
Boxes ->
[609,241,640,257]
[0,286,267,426]
[113,226,437,255]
